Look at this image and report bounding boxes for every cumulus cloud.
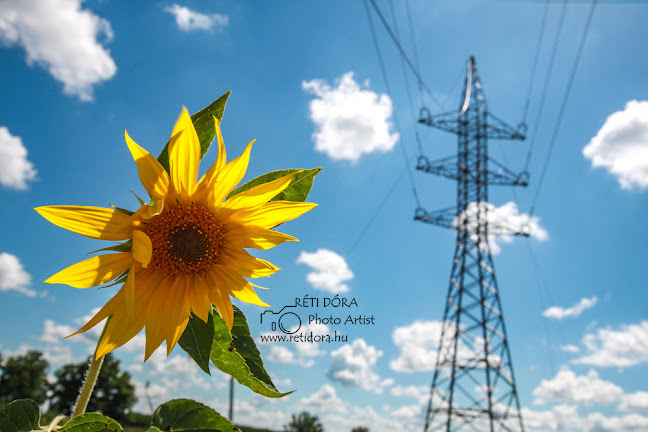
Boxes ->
[583,100,648,190]
[297,249,353,293]
[543,296,598,320]
[164,4,228,32]
[0,127,37,190]
[619,391,648,413]
[300,384,347,414]
[327,338,383,393]
[574,321,648,368]
[0,0,117,101]
[0,252,35,297]
[390,320,443,372]
[454,201,548,255]
[302,72,399,162]
[532,368,623,405]
[40,319,74,344]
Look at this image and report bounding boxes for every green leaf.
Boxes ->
[157,91,231,173]
[151,399,238,432]
[210,306,290,398]
[89,240,132,255]
[59,413,122,432]
[178,312,215,375]
[0,399,41,432]
[228,167,322,203]
[109,205,134,216]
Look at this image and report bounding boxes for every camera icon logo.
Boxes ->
[260,304,302,334]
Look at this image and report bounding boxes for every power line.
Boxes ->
[387,0,427,161]
[521,0,551,127]
[530,0,598,216]
[368,0,445,110]
[524,0,569,175]
[364,0,421,209]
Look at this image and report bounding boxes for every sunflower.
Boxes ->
[36,108,316,360]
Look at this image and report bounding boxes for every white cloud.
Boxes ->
[574,321,648,368]
[327,338,383,393]
[586,412,648,432]
[454,201,548,255]
[0,127,37,190]
[0,0,116,101]
[297,249,353,293]
[390,320,442,372]
[299,384,348,414]
[560,344,581,353]
[543,296,598,320]
[40,319,75,344]
[164,5,228,32]
[302,72,399,162]
[532,368,623,405]
[0,252,35,297]
[583,100,648,190]
[619,392,648,413]
[259,322,329,367]
[390,384,428,400]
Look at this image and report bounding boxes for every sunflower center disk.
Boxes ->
[145,203,224,276]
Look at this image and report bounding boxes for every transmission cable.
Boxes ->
[530,0,598,217]
[524,0,569,175]
[521,0,551,128]
[368,0,445,111]
[387,0,427,160]
[364,0,421,211]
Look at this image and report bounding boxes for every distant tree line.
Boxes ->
[0,350,136,422]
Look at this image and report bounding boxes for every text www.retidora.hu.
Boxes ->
[260,331,348,343]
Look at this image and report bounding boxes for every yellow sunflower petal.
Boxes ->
[96,311,144,359]
[124,130,170,200]
[144,278,172,360]
[132,230,152,268]
[211,265,270,307]
[223,171,301,210]
[207,139,255,208]
[233,201,318,229]
[204,268,235,329]
[224,225,298,250]
[220,248,279,278]
[123,266,136,321]
[188,276,212,323]
[35,206,132,240]
[196,116,227,200]
[67,289,124,338]
[169,107,200,203]
[45,252,133,288]
[163,277,190,355]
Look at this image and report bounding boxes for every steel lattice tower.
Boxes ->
[416,57,528,432]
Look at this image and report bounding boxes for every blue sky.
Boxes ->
[1,1,647,431]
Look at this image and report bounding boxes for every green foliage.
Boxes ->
[210,307,289,398]
[157,91,231,173]
[0,399,41,432]
[351,427,369,432]
[151,399,237,432]
[178,311,215,375]
[0,350,49,405]
[283,412,324,432]
[59,413,122,432]
[228,168,322,203]
[49,354,136,421]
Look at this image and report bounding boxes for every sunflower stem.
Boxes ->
[72,318,110,417]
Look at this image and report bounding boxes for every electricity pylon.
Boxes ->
[416,56,527,432]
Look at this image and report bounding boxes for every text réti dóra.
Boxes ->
[308,313,376,326]
[294,294,358,308]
